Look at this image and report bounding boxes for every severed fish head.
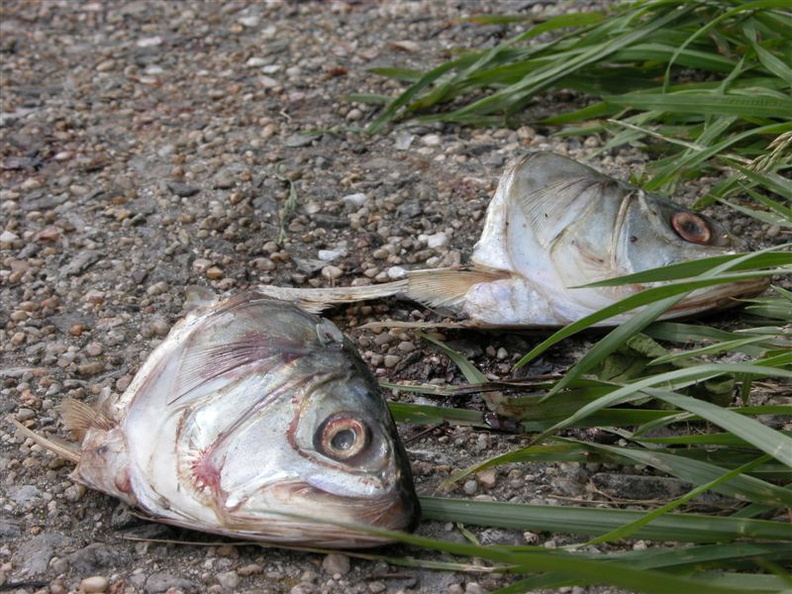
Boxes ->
[464,152,769,326]
[49,294,420,548]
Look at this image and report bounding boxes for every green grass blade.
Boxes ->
[645,322,776,355]
[417,331,488,384]
[536,363,792,448]
[387,401,486,428]
[419,497,792,543]
[605,92,792,118]
[443,5,694,119]
[645,121,792,192]
[575,250,790,288]
[581,440,791,507]
[498,543,792,592]
[584,455,774,545]
[648,335,775,365]
[642,388,792,468]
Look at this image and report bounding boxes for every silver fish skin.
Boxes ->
[255,152,768,327]
[25,294,419,548]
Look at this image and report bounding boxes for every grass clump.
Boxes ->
[382,256,791,592]
[362,0,791,202]
[347,1,792,590]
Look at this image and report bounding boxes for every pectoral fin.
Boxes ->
[404,268,508,310]
[59,397,116,438]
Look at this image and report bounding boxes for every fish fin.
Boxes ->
[59,397,114,440]
[8,417,82,464]
[404,268,509,309]
[253,281,409,313]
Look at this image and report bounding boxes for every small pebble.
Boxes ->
[205,266,224,280]
[84,289,105,304]
[383,354,400,368]
[421,133,442,147]
[238,563,263,576]
[147,281,169,296]
[322,553,351,576]
[465,582,486,594]
[318,249,344,262]
[346,108,363,121]
[423,232,449,249]
[193,258,214,273]
[215,570,240,590]
[342,193,368,208]
[321,265,344,280]
[0,230,20,245]
[463,480,478,495]
[80,576,109,593]
[238,15,260,27]
[386,266,407,279]
[64,483,87,502]
[166,181,200,197]
[476,469,497,489]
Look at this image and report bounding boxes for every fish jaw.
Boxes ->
[204,479,419,548]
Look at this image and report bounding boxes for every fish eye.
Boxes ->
[671,212,712,244]
[314,413,370,462]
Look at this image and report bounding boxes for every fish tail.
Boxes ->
[8,417,81,464]
[254,280,409,312]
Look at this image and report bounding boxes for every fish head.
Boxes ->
[623,190,738,267]
[114,294,418,547]
[471,152,768,323]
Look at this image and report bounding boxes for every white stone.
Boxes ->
[318,249,345,262]
[136,36,162,48]
[342,192,368,208]
[421,133,442,147]
[387,266,407,279]
[422,231,449,249]
[0,230,19,243]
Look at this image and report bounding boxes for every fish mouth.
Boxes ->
[215,480,421,548]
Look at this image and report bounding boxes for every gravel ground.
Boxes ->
[0,2,784,594]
